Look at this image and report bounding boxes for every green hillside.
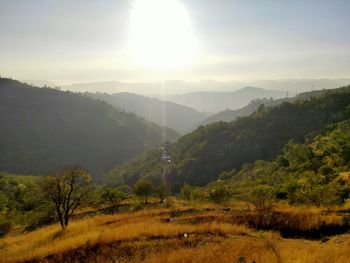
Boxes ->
[108,86,350,191]
[197,98,282,127]
[222,119,350,206]
[0,78,179,178]
[198,89,331,127]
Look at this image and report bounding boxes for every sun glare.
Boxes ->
[128,0,199,70]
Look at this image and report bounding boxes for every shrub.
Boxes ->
[206,181,231,203]
[161,197,175,208]
[101,187,126,205]
[133,180,153,204]
[191,187,206,201]
[156,181,170,203]
[180,184,192,201]
[247,185,275,227]
[129,200,144,212]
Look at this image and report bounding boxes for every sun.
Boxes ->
[128,0,199,71]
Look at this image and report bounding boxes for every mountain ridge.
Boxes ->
[0,78,179,178]
[161,86,287,112]
[85,92,208,133]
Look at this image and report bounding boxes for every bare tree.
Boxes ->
[43,166,92,229]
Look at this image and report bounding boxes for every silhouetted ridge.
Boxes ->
[0,78,179,178]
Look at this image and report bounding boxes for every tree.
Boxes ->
[43,166,92,229]
[247,185,275,227]
[206,181,231,203]
[286,181,300,204]
[133,180,153,204]
[318,165,336,183]
[0,192,8,212]
[101,187,126,205]
[156,181,170,203]
[180,184,192,201]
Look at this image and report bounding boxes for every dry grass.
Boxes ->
[143,233,350,263]
[1,204,350,263]
[0,208,249,262]
[271,204,344,230]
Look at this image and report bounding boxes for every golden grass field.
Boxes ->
[1,201,350,263]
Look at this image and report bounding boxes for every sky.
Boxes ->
[0,0,350,84]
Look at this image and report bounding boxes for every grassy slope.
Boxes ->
[1,202,350,263]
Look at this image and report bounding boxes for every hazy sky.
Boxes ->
[0,0,349,84]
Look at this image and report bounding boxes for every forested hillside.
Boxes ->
[198,89,331,127]
[0,78,179,178]
[86,92,207,133]
[197,98,281,127]
[108,86,350,191]
[220,119,350,206]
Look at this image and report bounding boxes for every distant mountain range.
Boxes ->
[86,92,208,134]
[0,78,179,178]
[161,87,287,113]
[61,79,350,95]
[84,87,290,132]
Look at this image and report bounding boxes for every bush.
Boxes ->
[160,197,175,208]
[129,200,144,212]
[206,181,231,203]
[247,185,275,227]
[180,184,192,201]
[156,181,170,203]
[25,208,56,232]
[133,180,153,204]
[318,165,336,183]
[101,187,126,205]
[117,185,132,195]
[191,187,206,201]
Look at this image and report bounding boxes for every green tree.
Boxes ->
[247,185,275,227]
[156,181,170,203]
[206,181,231,203]
[286,181,300,204]
[0,192,8,212]
[180,184,192,201]
[318,165,336,183]
[101,187,126,206]
[133,180,153,204]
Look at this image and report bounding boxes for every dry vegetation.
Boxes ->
[1,201,350,263]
